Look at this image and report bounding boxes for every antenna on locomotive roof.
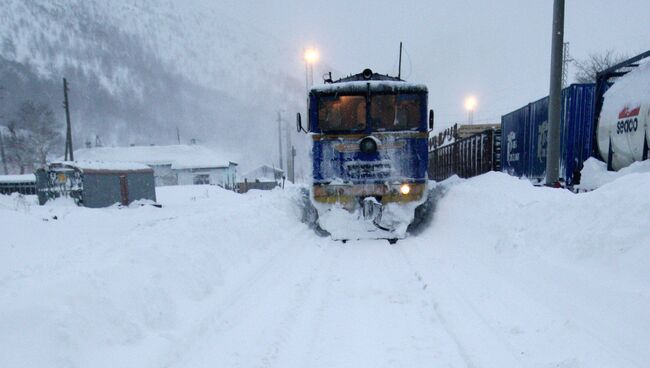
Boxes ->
[398,42,403,80]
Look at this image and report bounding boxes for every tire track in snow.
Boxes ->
[397,246,523,367]
[257,243,343,368]
[161,239,315,368]
[292,244,343,367]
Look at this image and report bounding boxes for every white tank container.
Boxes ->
[597,61,650,170]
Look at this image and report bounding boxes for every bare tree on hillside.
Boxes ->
[19,101,63,166]
[5,122,30,174]
[4,101,63,173]
[573,50,629,83]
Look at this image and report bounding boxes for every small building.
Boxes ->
[73,145,238,189]
[36,161,156,208]
[0,174,37,195]
[238,165,284,193]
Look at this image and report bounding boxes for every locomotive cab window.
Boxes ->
[318,95,366,131]
[371,94,421,131]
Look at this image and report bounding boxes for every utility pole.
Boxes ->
[290,146,296,183]
[398,42,403,79]
[545,0,565,186]
[284,113,293,182]
[63,78,74,161]
[0,86,7,174]
[277,111,284,171]
[0,129,7,175]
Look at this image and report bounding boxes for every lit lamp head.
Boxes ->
[304,48,319,64]
[464,96,477,111]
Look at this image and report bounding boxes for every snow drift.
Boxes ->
[0,170,649,367]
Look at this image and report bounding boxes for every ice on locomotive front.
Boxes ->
[296,69,434,240]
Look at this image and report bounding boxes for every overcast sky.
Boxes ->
[208,0,650,131]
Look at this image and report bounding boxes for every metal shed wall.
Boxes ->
[81,173,123,208]
[82,171,156,208]
[126,172,157,204]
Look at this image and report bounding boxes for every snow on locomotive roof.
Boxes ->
[310,80,427,95]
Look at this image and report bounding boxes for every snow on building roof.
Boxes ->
[0,174,36,183]
[241,165,283,182]
[51,161,153,173]
[72,145,236,170]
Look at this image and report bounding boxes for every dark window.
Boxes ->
[371,94,421,131]
[193,174,210,185]
[318,95,366,131]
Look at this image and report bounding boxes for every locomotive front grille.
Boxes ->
[344,161,392,179]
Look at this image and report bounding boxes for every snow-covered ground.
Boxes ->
[1,171,649,367]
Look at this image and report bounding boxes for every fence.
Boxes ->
[0,174,37,195]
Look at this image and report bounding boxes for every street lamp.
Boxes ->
[304,48,319,89]
[464,96,477,124]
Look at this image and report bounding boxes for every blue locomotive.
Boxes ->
[297,69,433,240]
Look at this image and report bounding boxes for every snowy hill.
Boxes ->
[0,0,303,161]
[1,170,649,367]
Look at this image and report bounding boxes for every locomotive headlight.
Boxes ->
[400,184,411,195]
[359,137,378,154]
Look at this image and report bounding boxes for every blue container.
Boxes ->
[500,84,595,186]
[501,102,530,178]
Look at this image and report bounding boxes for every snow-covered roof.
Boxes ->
[241,165,283,182]
[0,174,36,183]
[51,161,153,173]
[72,145,236,170]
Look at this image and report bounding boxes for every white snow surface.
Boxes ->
[1,172,649,367]
[578,157,650,190]
[0,174,36,183]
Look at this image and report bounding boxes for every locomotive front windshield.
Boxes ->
[317,93,422,132]
[318,95,367,131]
[370,94,421,131]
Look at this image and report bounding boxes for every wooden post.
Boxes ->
[63,78,74,161]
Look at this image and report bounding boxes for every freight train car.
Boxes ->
[595,50,650,170]
[499,50,650,186]
[427,128,501,182]
[426,50,650,187]
[501,84,596,186]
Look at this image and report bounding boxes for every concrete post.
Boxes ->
[545,0,565,185]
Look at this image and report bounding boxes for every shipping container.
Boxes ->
[428,128,501,181]
[36,162,157,208]
[500,84,595,186]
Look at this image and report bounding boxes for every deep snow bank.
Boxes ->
[0,185,318,368]
[407,171,650,366]
[1,172,649,367]
[578,157,650,190]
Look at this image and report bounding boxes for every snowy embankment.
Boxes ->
[578,157,650,190]
[1,171,649,367]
